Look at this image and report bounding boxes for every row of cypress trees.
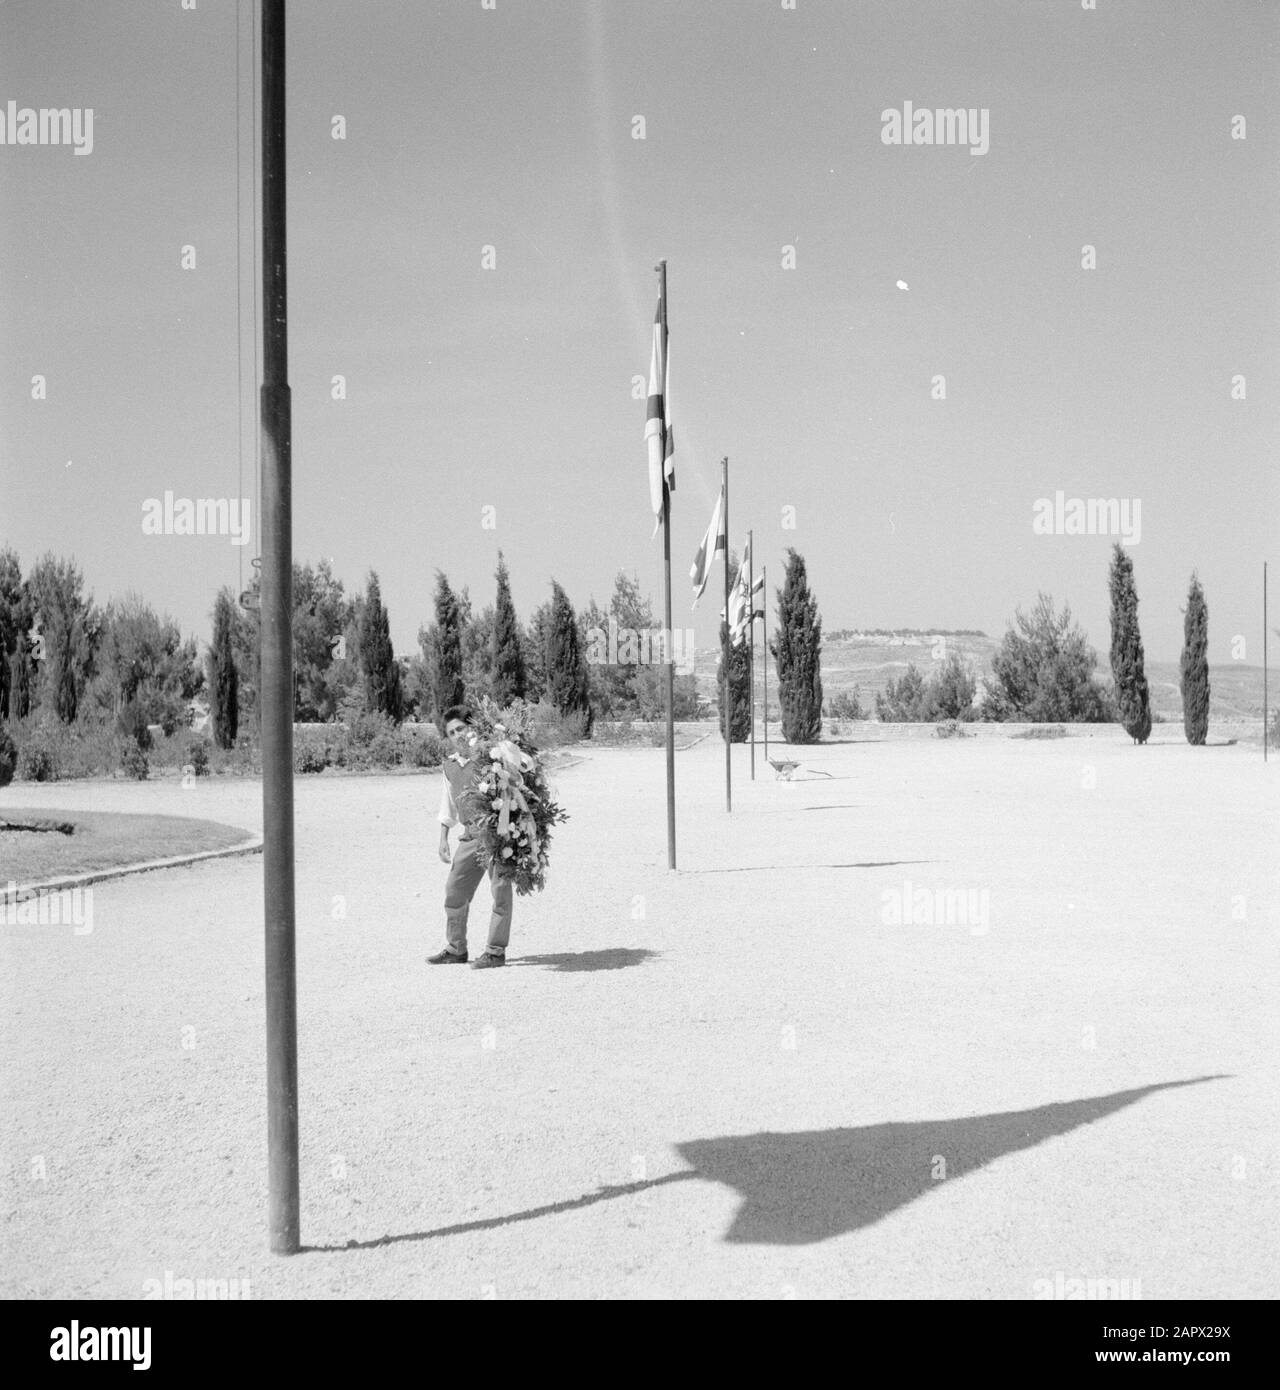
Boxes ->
[1108,542,1210,746]
[207,555,596,749]
[424,562,592,736]
[160,541,1224,755]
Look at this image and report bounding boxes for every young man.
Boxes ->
[427,704,513,970]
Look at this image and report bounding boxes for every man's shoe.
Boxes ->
[427,948,468,964]
[471,951,506,969]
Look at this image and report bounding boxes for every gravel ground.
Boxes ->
[2,733,1277,1299]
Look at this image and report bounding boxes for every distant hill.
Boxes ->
[694,629,1270,723]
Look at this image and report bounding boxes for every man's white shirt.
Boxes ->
[439,751,468,829]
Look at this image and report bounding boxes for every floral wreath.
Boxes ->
[455,696,569,896]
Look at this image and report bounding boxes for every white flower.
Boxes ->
[501,846,514,858]
[491,798,502,809]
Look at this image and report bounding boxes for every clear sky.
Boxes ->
[2,0,1276,665]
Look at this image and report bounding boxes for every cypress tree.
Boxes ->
[522,600,553,703]
[209,589,239,749]
[545,579,593,735]
[360,570,402,722]
[431,571,465,734]
[0,547,21,723]
[10,645,31,720]
[1180,573,1209,746]
[1108,543,1152,745]
[490,551,526,706]
[716,622,752,742]
[771,548,823,743]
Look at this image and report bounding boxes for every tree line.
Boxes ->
[0,541,1216,761]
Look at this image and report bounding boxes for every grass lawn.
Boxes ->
[0,809,254,885]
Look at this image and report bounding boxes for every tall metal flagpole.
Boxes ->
[722,456,731,813]
[762,563,769,765]
[748,527,755,780]
[658,260,676,868]
[260,0,299,1255]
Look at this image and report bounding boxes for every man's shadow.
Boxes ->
[681,860,934,874]
[308,1077,1226,1252]
[514,948,658,973]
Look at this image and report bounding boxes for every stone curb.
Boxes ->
[7,835,263,903]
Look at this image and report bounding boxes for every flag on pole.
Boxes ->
[723,536,765,641]
[690,485,725,605]
[645,292,674,536]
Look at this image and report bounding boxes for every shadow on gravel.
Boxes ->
[308,1171,699,1251]
[677,1076,1230,1245]
[307,1078,1227,1254]
[514,948,658,972]
[683,860,934,874]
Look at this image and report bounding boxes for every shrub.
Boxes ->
[188,739,211,776]
[987,593,1112,722]
[934,718,970,738]
[294,736,330,774]
[156,693,186,738]
[366,727,403,769]
[120,743,149,780]
[344,706,396,749]
[231,732,262,776]
[0,728,16,787]
[18,723,58,781]
[590,719,646,746]
[827,688,865,721]
[1011,725,1068,740]
[527,698,589,749]
[404,724,444,768]
[117,699,153,751]
[930,654,977,720]
[876,665,929,721]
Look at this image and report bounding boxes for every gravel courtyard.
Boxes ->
[3,730,1277,1299]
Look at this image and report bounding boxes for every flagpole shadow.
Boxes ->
[303,1171,699,1252]
[678,1075,1230,1244]
[304,1078,1227,1253]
